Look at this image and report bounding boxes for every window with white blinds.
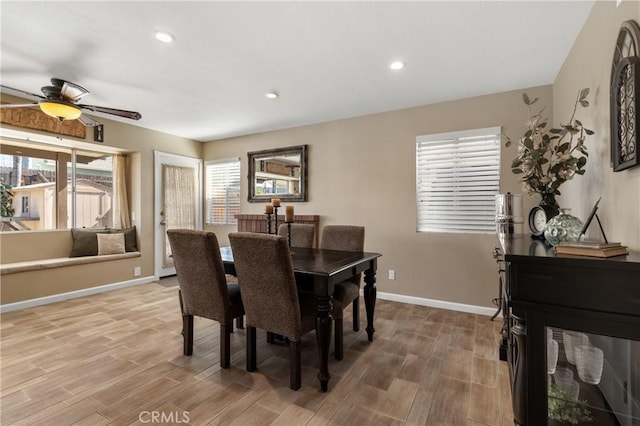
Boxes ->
[205,159,241,225]
[416,127,501,234]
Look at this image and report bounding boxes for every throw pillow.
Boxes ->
[97,233,126,255]
[111,226,138,252]
[70,228,110,257]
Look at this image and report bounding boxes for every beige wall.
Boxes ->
[553,0,640,251]
[204,86,554,309]
[1,97,202,303]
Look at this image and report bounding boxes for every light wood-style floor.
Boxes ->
[1,278,513,425]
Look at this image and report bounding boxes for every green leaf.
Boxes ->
[585,128,594,135]
[523,138,533,149]
[575,169,586,175]
[522,93,531,105]
[580,100,590,107]
[577,157,587,168]
[511,159,522,167]
[550,164,562,174]
[558,142,570,152]
[512,168,523,174]
[549,128,564,134]
[575,119,582,126]
[524,129,532,138]
[579,88,590,100]
[539,157,549,164]
[505,140,512,147]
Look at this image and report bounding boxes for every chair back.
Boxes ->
[229,232,304,341]
[321,225,365,284]
[167,229,234,324]
[278,223,314,248]
[320,225,365,252]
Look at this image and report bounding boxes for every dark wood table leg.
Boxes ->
[364,259,377,342]
[314,278,332,392]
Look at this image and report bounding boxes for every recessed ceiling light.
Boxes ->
[154,31,175,43]
[390,61,405,70]
[265,92,279,99]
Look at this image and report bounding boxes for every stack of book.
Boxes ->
[555,241,629,258]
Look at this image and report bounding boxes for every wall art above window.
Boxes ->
[611,20,640,172]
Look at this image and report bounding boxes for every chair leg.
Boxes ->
[236,315,244,329]
[334,318,344,361]
[220,323,232,368]
[290,340,302,390]
[183,314,194,356]
[352,297,360,332]
[247,326,257,372]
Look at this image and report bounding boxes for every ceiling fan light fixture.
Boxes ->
[39,100,82,121]
[390,61,405,70]
[265,92,279,99]
[154,31,175,43]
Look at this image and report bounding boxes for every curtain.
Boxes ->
[163,164,196,268]
[113,154,131,229]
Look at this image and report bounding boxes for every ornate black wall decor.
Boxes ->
[611,20,640,171]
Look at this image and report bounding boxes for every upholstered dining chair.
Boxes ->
[228,232,317,390]
[320,225,365,360]
[167,229,244,369]
[278,223,315,248]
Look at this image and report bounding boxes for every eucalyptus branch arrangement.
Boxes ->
[505,89,594,196]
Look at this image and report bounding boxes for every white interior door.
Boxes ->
[154,151,202,278]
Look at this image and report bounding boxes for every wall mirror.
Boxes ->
[247,144,307,202]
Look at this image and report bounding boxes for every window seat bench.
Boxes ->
[0,252,141,275]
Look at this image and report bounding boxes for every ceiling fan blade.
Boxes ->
[78,113,101,127]
[1,85,46,100]
[77,104,141,120]
[0,103,39,109]
[60,80,89,102]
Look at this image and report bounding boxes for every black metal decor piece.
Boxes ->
[611,20,640,172]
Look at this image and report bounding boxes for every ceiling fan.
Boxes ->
[0,77,142,126]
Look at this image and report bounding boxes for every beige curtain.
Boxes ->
[163,165,196,268]
[113,154,131,229]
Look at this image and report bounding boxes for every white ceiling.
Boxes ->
[0,1,594,142]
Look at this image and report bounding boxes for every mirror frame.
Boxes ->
[247,144,308,203]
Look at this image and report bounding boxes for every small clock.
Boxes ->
[528,205,557,238]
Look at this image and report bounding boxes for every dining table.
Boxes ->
[220,245,382,392]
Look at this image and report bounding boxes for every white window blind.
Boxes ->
[205,159,240,225]
[416,127,501,234]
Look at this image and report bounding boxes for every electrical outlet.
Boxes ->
[388,269,395,280]
[134,266,141,277]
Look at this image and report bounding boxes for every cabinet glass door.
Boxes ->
[546,327,640,425]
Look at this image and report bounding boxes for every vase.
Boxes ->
[544,209,584,246]
[539,193,560,217]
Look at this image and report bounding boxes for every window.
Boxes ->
[416,127,501,234]
[21,196,29,214]
[205,159,240,225]
[0,140,116,231]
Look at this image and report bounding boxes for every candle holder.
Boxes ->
[286,221,292,247]
[273,206,279,234]
[265,212,273,234]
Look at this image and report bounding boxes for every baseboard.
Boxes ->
[376,291,500,317]
[0,276,156,313]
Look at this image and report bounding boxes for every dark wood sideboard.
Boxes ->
[235,214,320,247]
[499,235,640,426]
